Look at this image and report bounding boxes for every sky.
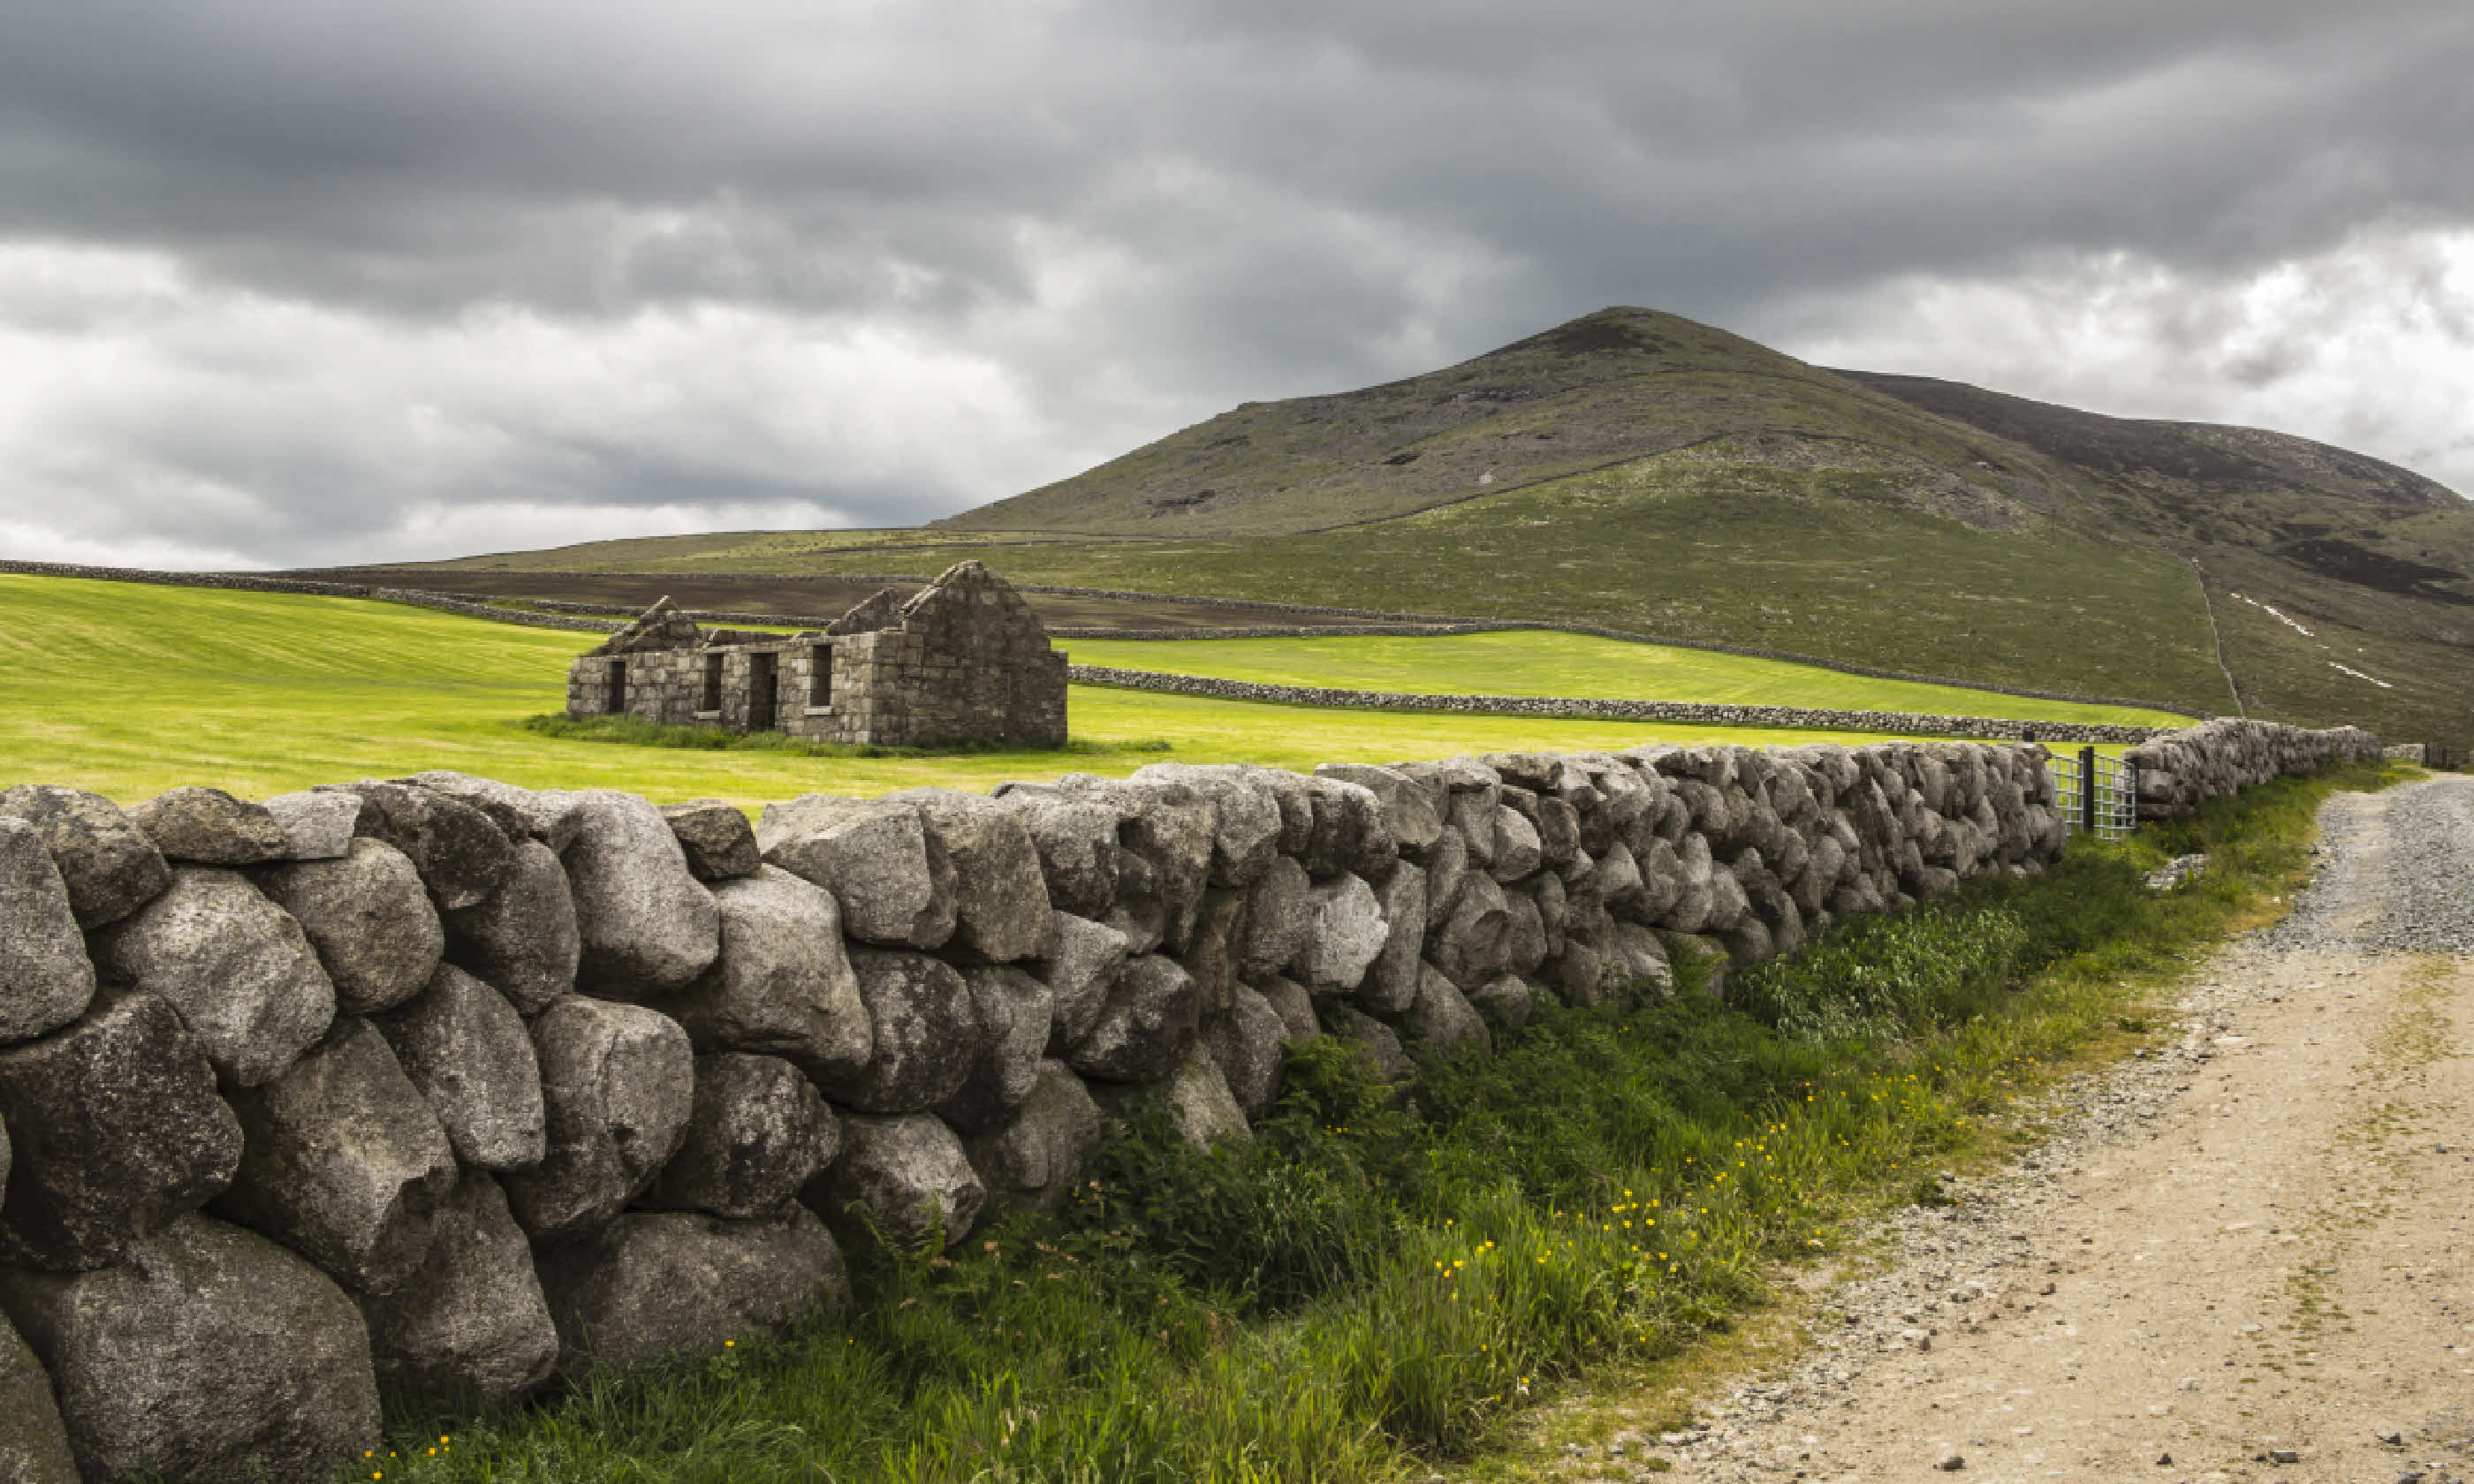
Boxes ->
[1,1,2469,570]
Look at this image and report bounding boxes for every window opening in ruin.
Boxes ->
[605,661,627,714]
[808,644,832,708]
[702,652,723,712]
[748,652,778,731]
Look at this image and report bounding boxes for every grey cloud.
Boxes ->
[9,0,2468,319]
[0,0,2468,565]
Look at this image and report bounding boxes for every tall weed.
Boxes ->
[1734,905,2032,1041]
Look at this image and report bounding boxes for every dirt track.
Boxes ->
[1627,776,2474,1484]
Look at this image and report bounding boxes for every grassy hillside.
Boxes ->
[364,306,2474,750]
[411,448,2233,713]
[1000,443,2231,707]
[941,309,2077,538]
[1068,630,2189,727]
[1840,367,2474,752]
[0,577,2035,804]
[1835,369,2467,545]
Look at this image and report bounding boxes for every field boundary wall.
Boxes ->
[0,558,628,634]
[0,716,2377,1479]
[1067,664,2177,745]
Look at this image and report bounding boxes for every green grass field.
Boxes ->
[1067,631,2189,726]
[0,577,2082,806]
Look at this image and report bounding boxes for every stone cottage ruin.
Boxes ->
[565,560,1068,749]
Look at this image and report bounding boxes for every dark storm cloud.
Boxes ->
[11,0,2468,317]
[0,0,2467,566]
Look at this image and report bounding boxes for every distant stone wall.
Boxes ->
[0,559,629,636]
[370,587,625,634]
[1050,618,2214,720]
[0,558,373,598]
[1068,664,2176,744]
[1051,623,1515,640]
[0,714,2372,1480]
[2127,718,2384,818]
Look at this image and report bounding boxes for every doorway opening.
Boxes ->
[748,652,778,731]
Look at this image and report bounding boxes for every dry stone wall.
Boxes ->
[0,717,2375,1480]
[0,559,629,636]
[2126,718,2384,818]
[1068,664,2178,745]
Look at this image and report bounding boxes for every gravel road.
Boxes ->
[1501,775,2474,1484]
[2264,776,2474,955]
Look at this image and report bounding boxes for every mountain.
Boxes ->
[1833,367,2468,592]
[1826,366,2474,745]
[939,309,2075,538]
[379,307,2474,752]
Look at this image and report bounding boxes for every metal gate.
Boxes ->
[2046,745,2140,840]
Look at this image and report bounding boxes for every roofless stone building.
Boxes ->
[565,560,1068,749]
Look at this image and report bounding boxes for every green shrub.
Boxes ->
[1735,904,2032,1042]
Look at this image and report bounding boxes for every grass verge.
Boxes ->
[359,762,2400,1483]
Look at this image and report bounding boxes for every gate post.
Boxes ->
[2079,746,2098,836]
